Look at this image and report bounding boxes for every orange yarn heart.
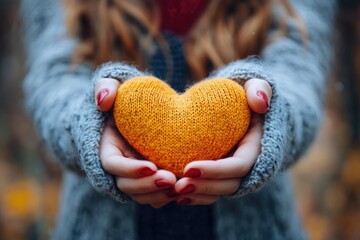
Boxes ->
[113,76,251,177]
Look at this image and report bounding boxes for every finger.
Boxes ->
[131,190,177,205]
[175,178,240,196]
[183,117,263,179]
[116,170,177,195]
[101,155,158,178]
[183,158,254,179]
[176,194,220,206]
[94,78,120,111]
[103,122,143,159]
[232,113,263,160]
[100,124,157,178]
[244,78,272,114]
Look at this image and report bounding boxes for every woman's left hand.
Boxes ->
[174,78,272,205]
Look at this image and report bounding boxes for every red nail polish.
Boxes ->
[256,91,269,109]
[155,179,173,188]
[184,168,202,178]
[179,184,195,194]
[138,167,156,177]
[177,198,192,205]
[97,89,109,106]
[166,187,179,198]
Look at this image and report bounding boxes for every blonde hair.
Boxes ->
[65,0,306,80]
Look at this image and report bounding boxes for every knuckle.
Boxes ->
[227,180,241,195]
[116,179,145,195]
[101,155,118,172]
[236,163,248,177]
[116,179,128,192]
[100,157,111,171]
[210,168,224,179]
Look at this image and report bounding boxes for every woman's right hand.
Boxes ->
[96,78,178,208]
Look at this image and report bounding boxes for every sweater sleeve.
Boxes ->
[210,1,336,197]
[21,0,144,202]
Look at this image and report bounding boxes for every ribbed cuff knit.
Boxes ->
[210,57,295,198]
[74,62,148,202]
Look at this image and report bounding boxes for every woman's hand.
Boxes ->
[96,79,178,208]
[95,77,272,206]
[173,78,272,205]
[95,78,122,111]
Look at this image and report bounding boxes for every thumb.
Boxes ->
[244,78,272,114]
[94,78,121,112]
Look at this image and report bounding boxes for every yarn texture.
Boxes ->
[21,0,335,239]
[113,77,250,177]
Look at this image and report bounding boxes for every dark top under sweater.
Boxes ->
[138,203,215,240]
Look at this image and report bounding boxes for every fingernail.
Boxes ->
[177,198,192,205]
[155,179,173,188]
[97,88,109,106]
[179,184,195,194]
[138,167,156,177]
[166,187,180,198]
[256,91,269,109]
[184,168,202,178]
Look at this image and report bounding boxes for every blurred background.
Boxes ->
[0,0,359,239]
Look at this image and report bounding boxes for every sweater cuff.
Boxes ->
[209,57,271,85]
[92,62,146,86]
[211,57,295,198]
[71,62,147,203]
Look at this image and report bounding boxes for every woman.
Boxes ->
[21,0,335,239]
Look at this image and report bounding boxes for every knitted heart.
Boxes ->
[113,76,251,177]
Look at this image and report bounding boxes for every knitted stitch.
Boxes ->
[21,0,336,239]
[113,76,250,177]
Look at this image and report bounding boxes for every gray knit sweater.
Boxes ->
[21,0,335,239]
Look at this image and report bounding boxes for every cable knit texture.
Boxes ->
[21,0,335,239]
[113,76,250,177]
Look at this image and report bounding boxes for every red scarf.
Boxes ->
[157,0,208,36]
